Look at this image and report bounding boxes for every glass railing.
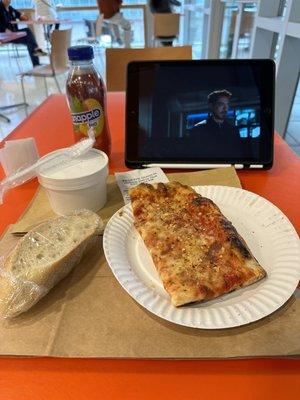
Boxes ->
[219,2,257,59]
[182,2,205,59]
[13,2,147,47]
[8,1,206,57]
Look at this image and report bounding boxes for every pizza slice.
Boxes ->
[129,182,266,307]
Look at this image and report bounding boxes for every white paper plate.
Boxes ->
[103,186,300,329]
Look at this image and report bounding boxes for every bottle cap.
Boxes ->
[67,45,94,61]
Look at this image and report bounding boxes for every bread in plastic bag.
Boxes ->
[0,209,103,318]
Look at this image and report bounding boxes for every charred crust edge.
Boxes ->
[220,219,251,258]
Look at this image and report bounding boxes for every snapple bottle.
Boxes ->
[66,45,111,156]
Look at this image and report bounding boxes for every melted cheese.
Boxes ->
[129,182,266,306]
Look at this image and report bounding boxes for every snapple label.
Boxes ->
[70,99,104,137]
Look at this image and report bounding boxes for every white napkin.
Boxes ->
[115,167,169,204]
[0,138,39,176]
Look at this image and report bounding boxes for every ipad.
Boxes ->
[125,59,275,169]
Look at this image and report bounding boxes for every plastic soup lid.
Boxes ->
[38,149,108,190]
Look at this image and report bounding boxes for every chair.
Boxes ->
[105,46,192,91]
[152,13,180,46]
[21,29,72,116]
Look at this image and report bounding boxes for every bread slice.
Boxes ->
[0,210,103,318]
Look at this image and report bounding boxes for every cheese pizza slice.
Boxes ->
[129,182,266,307]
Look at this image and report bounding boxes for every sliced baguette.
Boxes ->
[0,209,103,318]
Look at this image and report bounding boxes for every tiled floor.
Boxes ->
[0,44,299,159]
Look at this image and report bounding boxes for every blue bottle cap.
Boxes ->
[67,45,94,61]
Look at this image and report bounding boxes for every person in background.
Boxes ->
[34,0,59,39]
[149,0,181,13]
[0,0,47,66]
[96,0,132,47]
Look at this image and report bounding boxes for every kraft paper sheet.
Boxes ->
[0,167,299,358]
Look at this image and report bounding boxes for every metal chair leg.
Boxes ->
[12,44,22,74]
[43,77,48,97]
[7,44,13,70]
[0,113,10,123]
[20,75,28,117]
[54,75,61,93]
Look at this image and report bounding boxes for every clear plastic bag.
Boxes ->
[0,209,102,319]
[0,255,48,319]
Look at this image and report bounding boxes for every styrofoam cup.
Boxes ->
[37,148,108,215]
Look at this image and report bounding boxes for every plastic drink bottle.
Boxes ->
[66,45,111,156]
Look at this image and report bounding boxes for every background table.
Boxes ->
[0,93,299,400]
[11,19,73,27]
[0,31,26,44]
[11,19,73,51]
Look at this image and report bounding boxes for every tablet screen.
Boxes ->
[126,60,274,168]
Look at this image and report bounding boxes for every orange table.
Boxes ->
[0,93,299,400]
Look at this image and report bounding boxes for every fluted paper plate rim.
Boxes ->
[103,186,300,329]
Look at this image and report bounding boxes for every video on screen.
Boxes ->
[136,64,263,160]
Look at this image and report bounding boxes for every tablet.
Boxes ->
[125,59,275,169]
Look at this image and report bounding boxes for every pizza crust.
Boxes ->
[129,182,266,307]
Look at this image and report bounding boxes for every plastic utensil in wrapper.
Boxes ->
[0,210,103,319]
[0,137,95,204]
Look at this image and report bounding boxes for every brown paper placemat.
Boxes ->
[0,167,299,358]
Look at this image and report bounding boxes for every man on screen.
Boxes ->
[191,89,241,155]
[194,90,239,134]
